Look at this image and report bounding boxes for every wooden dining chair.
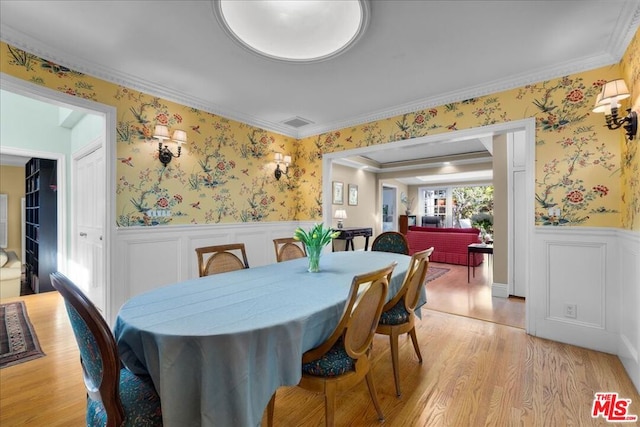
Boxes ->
[273,237,307,262]
[195,243,249,277]
[267,262,397,427]
[375,247,434,397]
[50,272,162,427]
[371,231,410,255]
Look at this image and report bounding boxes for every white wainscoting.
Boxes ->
[110,221,315,323]
[109,222,639,392]
[618,229,640,392]
[532,226,640,392]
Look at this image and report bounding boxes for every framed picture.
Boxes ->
[348,184,358,206]
[332,181,344,205]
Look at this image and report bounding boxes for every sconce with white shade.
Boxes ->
[334,209,347,229]
[592,79,637,140]
[154,125,187,166]
[274,153,291,180]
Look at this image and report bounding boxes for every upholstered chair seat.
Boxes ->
[87,368,162,426]
[301,338,355,377]
[51,272,163,427]
[378,300,410,325]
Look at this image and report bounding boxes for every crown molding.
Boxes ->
[2,0,639,141]
[0,26,299,138]
[297,51,619,139]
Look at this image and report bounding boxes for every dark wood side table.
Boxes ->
[467,243,493,282]
[333,227,373,251]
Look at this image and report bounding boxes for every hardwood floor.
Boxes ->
[424,259,525,329]
[1,263,637,426]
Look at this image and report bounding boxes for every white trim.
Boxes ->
[4,1,639,140]
[492,282,509,298]
[0,146,67,274]
[324,118,536,334]
[0,72,116,322]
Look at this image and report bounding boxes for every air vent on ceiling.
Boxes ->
[281,116,314,128]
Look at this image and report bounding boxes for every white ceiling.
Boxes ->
[1,1,639,182]
[2,1,638,138]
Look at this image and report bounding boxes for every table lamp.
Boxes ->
[334,209,347,229]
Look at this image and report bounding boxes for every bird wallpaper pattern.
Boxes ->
[1,31,639,230]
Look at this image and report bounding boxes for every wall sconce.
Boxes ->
[592,79,637,140]
[334,209,347,229]
[274,152,291,180]
[154,125,187,166]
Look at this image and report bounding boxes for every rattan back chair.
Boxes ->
[273,237,307,262]
[267,262,397,427]
[195,243,249,277]
[376,247,434,396]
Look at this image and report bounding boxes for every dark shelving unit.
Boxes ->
[25,158,57,293]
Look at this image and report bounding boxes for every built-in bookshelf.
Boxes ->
[24,158,57,293]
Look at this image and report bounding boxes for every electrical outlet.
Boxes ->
[564,303,577,319]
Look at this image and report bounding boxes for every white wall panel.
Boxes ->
[111,221,314,324]
[126,238,181,298]
[547,242,605,327]
[533,227,618,354]
[618,230,640,392]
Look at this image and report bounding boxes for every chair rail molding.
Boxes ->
[111,221,315,322]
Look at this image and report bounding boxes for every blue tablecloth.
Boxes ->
[114,251,420,427]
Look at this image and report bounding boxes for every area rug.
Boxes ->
[426,266,450,283]
[0,301,45,368]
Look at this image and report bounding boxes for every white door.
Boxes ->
[73,145,105,313]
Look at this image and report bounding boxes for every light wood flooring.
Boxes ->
[424,259,525,329]
[1,262,638,426]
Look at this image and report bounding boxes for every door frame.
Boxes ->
[322,118,536,334]
[1,72,117,322]
[381,184,398,232]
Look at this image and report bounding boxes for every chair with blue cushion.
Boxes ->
[371,231,410,255]
[376,247,434,397]
[50,272,162,427]
[267,262,397,427]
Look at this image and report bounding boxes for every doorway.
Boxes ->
[322,119,535,333]
[0,74,116,319]
[382,186,397,231]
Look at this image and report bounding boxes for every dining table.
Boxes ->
[114,251,424,427]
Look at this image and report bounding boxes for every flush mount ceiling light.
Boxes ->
[213,0,369,63]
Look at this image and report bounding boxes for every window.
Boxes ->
[422,189,449,226]
[420,185,493,229]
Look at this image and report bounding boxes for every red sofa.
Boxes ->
[406,226,483,266]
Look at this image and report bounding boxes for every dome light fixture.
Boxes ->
[213,0,369,63]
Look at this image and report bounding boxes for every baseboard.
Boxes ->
[492,282,509,298]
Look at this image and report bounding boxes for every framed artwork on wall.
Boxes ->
[348,184,358,206]
[332,181,344,205]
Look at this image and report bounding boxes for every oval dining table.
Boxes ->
[114,251,422,427]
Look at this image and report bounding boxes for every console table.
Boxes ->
[468,243,493,282]
[333,227,373,251]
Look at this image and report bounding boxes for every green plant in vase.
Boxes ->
[293,223,340,273]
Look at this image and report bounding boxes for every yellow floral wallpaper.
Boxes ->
[1,34,638,230]
[1,43,298,226]
[620,28,640,230]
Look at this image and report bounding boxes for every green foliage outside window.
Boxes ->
[452,186,494,233]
